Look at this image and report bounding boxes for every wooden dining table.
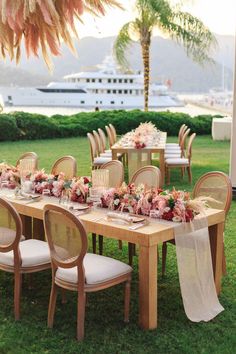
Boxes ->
[111,132,167,187]
[3,192,225,330]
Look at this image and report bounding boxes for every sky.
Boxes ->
[76,0,236,39]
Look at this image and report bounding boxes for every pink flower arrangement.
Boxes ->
[117,122,161,149]
[70,177,91,203]
[0,163,20,188]
[101,185,199,222]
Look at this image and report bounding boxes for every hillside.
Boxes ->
[0,34,234,92]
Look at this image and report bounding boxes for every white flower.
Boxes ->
[164,207,171,213]
[172,216,182,222]
[114,198,120,206]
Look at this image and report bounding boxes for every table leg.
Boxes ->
[209,222,224,295]
[159,151,165,187]
[20,215,32,239]
[138,244,158,329]
[112,150,117,160]
[33,218,45,240]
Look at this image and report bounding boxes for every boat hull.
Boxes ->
[0,87,182,108]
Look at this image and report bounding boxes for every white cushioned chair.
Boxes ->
[87,132,111,169]
[43,204,132,341]
[0,198,51,320]
[165,133,196,184]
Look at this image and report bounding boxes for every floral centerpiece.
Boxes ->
[0,162,20,188]
[116,122,161,149]
[101,183,205,222]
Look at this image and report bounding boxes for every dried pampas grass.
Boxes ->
[0,0,121,69]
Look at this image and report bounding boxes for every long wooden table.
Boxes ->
[3,194,225,330]
[111,132,167,187]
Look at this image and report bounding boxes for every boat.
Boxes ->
[0,56,182,109]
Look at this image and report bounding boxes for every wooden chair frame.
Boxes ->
[98,128,108,153]
[130,165,162,189]
[165,133,196,184]
[0,198,51,320]
[44,204,131,341]
[51,155,77,179]
[109,123,117,144]
[93,160,124,255]
[16,152,38,170]
[162,171,232,276]
[105,125,115,148]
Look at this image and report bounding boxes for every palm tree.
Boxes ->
[114,0,216,111]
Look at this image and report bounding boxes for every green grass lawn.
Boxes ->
[0,135,235,354]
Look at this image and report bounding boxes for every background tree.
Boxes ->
[114,0,216,111]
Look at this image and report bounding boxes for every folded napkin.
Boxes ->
[107,212,133,223]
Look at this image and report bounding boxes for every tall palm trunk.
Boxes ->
[141,41,150,112]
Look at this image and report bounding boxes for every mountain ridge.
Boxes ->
[0,34,234,92]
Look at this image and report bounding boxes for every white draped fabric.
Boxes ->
[174,216,224,322]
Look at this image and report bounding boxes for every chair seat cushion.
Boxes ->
[56,253,132,285]
[100,152,112,157]
[94,157,112,165]
[165,147,181,152]
[166,143,179,147]
[165,158,189,165]
[165,153,181,159]
[0,239,50,267]
[0,227,25,245]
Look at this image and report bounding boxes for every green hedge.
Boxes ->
[0,110,222,141]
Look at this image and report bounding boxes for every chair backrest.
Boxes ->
[179,128,190,154]
[16,152,38,171]
[51,156,77,179]
[109,124,117,143]
[98,128,107,152]
[178,124,187,145]
[105,125,115,148]
[193,172,232,214]
[130,166,161,189]
[93,130,103,155]
[87,132,98,162]
[100,160,124,188]
[0,198,22,254]
[186,133,196,161]
[43,204,87,272]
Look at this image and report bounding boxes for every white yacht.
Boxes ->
[0,57,181,109]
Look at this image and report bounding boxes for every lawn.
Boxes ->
[0,135,235,354]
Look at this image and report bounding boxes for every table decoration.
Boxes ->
[100,183,206,222]
[114,122,161,149]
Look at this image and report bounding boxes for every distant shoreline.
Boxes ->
[2,103,226,117]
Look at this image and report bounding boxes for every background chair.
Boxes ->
[98,128,111,154]
[109,123,117,144]
[51,155,77,179]
[130,165,161,189]
[105,125,116,148]
[193,171,232,275]
[16,152,38,170]
[165,124,188,150]
[164,128,190,159]
[165,133,196,184]
[43,204,132,341]
[87,132,111,170]
[129,166,161,265]
[93,130,112,158]
[0,198,51,320]
[92,160,124,255]
[161,171,232,276]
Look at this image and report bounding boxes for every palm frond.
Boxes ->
[113,22,135,69]
[164,10,217,64]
